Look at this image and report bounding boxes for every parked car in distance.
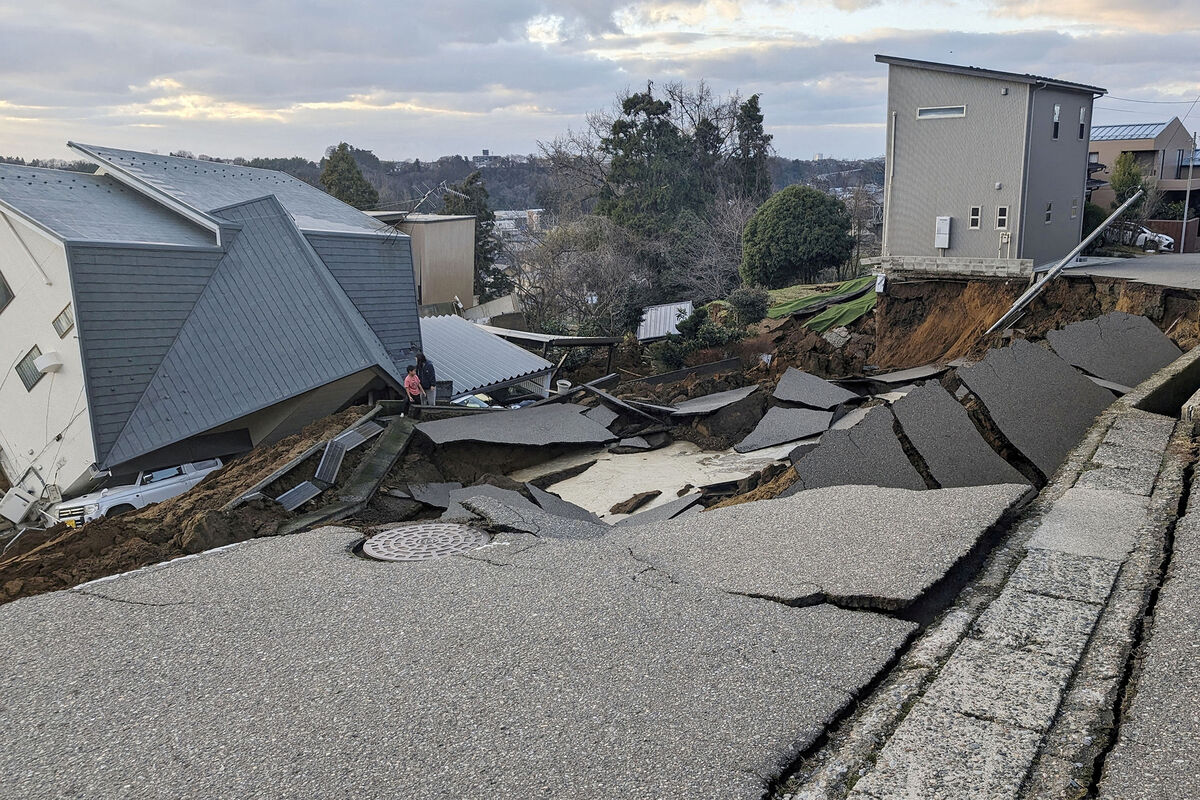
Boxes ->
[52,459,224,527]
[1105,222,1175,251]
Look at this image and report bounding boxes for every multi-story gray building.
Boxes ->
[876,55,1105,266]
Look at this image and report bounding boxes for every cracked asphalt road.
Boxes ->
[0,485,1028,799]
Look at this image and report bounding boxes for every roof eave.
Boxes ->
[67,141,226,246]
[875,54,1106,96]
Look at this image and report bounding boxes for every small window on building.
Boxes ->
[15,346,43,392]
[1052,104,1061,139]
[1045,202,1053,224]
[1078,107,1087,140]
[917,105,967,119]
[1089,151,1099,163]
[0,270,12,313]
[996,206,1009,230]
[52,304,74,338]
[1071,198,1079,219]
[969,206,981,229]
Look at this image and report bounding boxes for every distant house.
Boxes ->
[876,55,1106,266]
[368,211,476,307]
[0,145,420,500]
[1088,119,1199,209]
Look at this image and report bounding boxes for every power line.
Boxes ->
[1105,95,1200,105]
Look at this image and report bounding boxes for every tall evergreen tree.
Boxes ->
[733,94,773,200]
[320,142,379,209]
[443,171,512,302]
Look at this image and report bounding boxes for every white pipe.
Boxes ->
[1,213,52,286]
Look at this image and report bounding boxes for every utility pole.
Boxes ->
[1183,130,1197,253]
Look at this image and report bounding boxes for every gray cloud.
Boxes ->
[0,1,1197,163]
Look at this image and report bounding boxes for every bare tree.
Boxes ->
[674,192,759,302]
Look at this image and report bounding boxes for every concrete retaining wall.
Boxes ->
[873,255,1033,279]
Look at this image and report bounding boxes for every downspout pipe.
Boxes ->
[984,189,1143,336]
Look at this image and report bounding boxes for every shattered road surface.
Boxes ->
[0,483,1028,800]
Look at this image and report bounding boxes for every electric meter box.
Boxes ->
[0,487,38,524]
[934,216,952,249]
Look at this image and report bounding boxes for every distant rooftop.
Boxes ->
[0,163,214,247]
[69,143,389,236]
[875,54,1106,96]
[1090,122,1170,142]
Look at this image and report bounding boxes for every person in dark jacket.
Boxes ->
[415,352,437,406]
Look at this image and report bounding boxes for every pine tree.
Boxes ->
[443,171,512,302]
[319,142,379,210]
[734,94,773,200]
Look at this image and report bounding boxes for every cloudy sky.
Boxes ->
[1,0,1197,163]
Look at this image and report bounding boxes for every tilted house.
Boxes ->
[0,145,420,499]
[877,55,1106,267]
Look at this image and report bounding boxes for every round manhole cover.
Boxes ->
[362,523,491,562]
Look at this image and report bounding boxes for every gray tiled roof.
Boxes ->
[90,196,405,468]
[1090,122,1170,141]
[70,143,390,235]
[419,315,553,397]
[0,163,214,246]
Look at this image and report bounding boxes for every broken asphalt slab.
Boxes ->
[415,403,616,447]
[611,483,1030,610]
[524,482,604,524]
[0,527,916,800]
[773,367,859,409]
[891,382,1030,488]
[957,339,1114,479]
[405,481,463,509]
[612,493,703,527]
[782,406,926,494]
[441,485,542,522]
[1046,311,1181,388]
[734,406,833,453]
[669,385,760,417]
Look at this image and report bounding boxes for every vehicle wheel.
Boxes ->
[106,504,137,518]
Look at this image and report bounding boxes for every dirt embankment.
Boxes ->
[0,406,369,605]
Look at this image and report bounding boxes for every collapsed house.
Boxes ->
[0,145,421,507]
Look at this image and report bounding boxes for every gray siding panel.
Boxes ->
[68,243,222,463]
[883,66,1030,259]
[1021,87,1093,264]
[306,232,422,365]
[101,196,400,468]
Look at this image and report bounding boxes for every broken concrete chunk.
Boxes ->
[442,485,541,522]
[416,404,616,447]
[614,483,1029,610]
[463,495,608,540]
[783,406,926,494]
[1046,311,1181,388]
[613,493,703,527]
[610,490,661,515]
[524,483,605,525]
[670,386,760,417]
[583,405,620,428]
[891,383,1030,488]
[405,481,463,509]
[773,367,859,409]
[734,407,833,453]
[957,339,1114,479]
[787,439,821,465]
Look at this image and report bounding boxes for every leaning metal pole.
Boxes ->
[983,189,1144,337]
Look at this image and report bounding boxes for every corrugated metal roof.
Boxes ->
[1090,122,1169,141]
[0,163,214,245]
[96,195,403,468]
[71,143,392,236]
[419,315,553,397]
[875,55,1106,95]
[637,301,695,341]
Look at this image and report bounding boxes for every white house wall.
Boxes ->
[0,211,96,497]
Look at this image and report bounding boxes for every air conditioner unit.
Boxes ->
[0,487,37,524]
[33,351,63,374]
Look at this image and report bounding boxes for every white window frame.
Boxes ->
[969,206,981,229]
[52,304,74,338]
[996,206,1009,230]
[1078,107,1087,140]
[917,105,967,119]
[1045,202,1053,224]
[1071,198,1079,219]
[1052,104,1061,139]
[15,345,43,392]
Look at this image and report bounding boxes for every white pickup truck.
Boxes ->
[52,459,224,527]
